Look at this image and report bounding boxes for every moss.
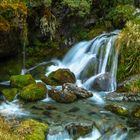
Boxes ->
[117,17,140,81]
[2,88,18,101]
[15,119,48,140]
[42,69,76,86]
[105,104,129,117]
[10,74,36,88]
[124,79,140,93]
[19,83,47,101]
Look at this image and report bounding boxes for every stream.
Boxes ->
[0,31,140,140]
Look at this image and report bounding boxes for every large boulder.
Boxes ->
[91,72,113,91]
[62,83,93,99]
[19,83,47,101]
[48,88,77,103]
[2,88,18,102]
[10,74,36,88]
[41,69,76,86]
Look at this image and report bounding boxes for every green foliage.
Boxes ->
[117,17,140,81]
[107,4,135,28]
[62,0,92,17]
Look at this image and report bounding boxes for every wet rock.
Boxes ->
[91,72,112,91]
[45,105,57,110]
[19,82,47,101]
[68,107,80,112]
[131,106,140,118]
[104,104,129,117]
[16,119,48,140]
[43,111,51,117]
[41,69,76,86]
[65,123,93,139]
[48,88,77,103]
[2,88,18,101]
[63,83,93,99]
[10,74,36,88]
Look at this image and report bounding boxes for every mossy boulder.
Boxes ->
[2,88,18,101]
[48,88,77,103]
[41,69,76,86]
[19,83,47,101]
[15,119,48,140]
[10,74,36,88]
[104,104,129,117]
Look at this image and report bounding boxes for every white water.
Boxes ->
[46,31,119,92]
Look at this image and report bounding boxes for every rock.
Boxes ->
[63,83,93,99]
[2,88,18,101]
[104,104,129,117]
[131,107,140,118]
[68,107,80,112]
[91,72,113,91]
[65,123,93,139]
[19,83,47,101]
[41,69,76,86]
[48,88,77,103]
[10,74,36,88]
[16,119,48,140]
[45,105,57,110]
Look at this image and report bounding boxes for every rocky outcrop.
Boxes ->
[41,69,76,86]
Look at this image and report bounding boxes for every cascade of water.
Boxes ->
[46,31,119,92]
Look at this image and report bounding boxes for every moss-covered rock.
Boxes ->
[104,104,129,117]
[19,83,47,101]
[116,17,140,82]
[41,69,76,86]
[2,88,18,101]
[48,88,77,103]
[15,119,48,140]
[10,74,36,88]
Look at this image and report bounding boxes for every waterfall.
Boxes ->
[46,31,119,92]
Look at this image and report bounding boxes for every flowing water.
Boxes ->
[46,31,119,92]
[0,31,139,140]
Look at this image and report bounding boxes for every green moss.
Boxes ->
[41,69,76,86]
[10,74,36,88]
[19,83,46,101]
[124,79,140,93]
[15,119,48,140]
[105,104,129,117]
[2,88,18,101]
